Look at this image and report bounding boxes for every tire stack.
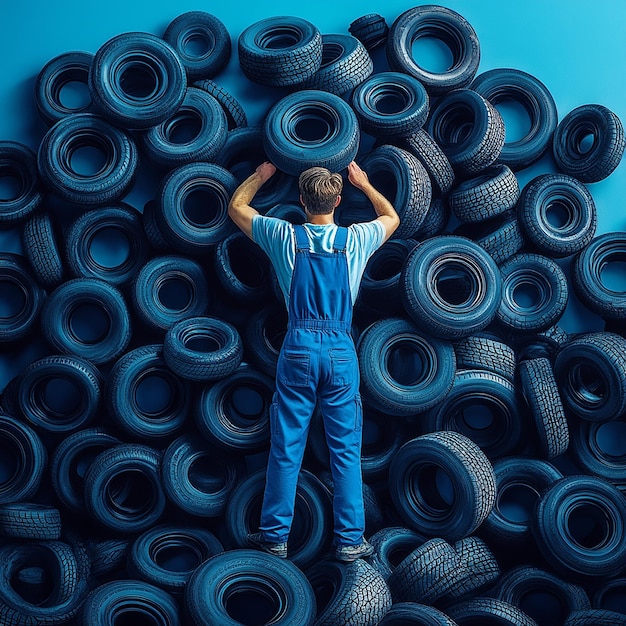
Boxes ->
[0,5,625,626]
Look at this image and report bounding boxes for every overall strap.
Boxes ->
[333,226,348,252]
[293,225,310,251]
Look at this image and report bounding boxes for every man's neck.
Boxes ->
[305,211,335,225]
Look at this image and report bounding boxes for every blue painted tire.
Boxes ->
[0,142,42,225]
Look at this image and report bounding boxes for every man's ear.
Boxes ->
[334,195,341,208]
[300,194,305,208]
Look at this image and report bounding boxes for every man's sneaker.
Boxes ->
[247,532,288,559]
[335,539,374,562]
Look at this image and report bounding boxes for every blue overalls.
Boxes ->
[260,224,365,546]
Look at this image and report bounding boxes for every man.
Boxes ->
[228,160,399,562]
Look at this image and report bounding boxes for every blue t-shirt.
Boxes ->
[251,215,386,306]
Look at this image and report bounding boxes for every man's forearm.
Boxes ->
[230,171,265,208]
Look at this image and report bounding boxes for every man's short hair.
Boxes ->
[298,166,343,215]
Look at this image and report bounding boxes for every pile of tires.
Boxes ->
[0,5,625,626]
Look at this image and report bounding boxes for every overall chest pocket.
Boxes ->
[279,347,311,387]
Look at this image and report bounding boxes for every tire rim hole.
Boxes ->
[163,111,203,144]
[258,27,301,50]
[0,280,27,318]
[415,465,455,514]
[39,377,83,419]
[567,503,611,550]
[387,343,431,386]
[372,90,410,115]
[435,266,474,306]
[184,333,221,354]
[108,471,156,516]
[58,80,91,109]
[89,227,131,269]
[435,106,474,146]
[183,188,221,226]
[0,171,24,201]
[369,170,398,206]
[119,61,160,100]
[228,238,267,287]
[410,35,454,73]
[495,98,532,143]
[10,565,54,606]
[69,303,111,344]
[70,144,108,177]
[368,255,403,281]
[229,387,265,420]
[362,416,381,448]
[600,259,626,293]
[0,444,19,485]
[110,608,160,626]
[519,590,567,625]
[512,280,542,311]
[152,540,203,573]
[497,482,540,523]
[189,455,227,492]
[595,421,626,458]
[320,42,344,66]
[460,402,495,431]
[135,373,176,417]
[575,130,596,155]
[264,311,287,352]
[570,363,606,407]
[182,30,214,58]
[157,276,193,312]
[598,588,626,614]
[545,201,573,230]
[294,116,333,143]
[225,587,282,625]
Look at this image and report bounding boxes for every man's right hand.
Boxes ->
[256,161,277,184]
[347,161,370,191]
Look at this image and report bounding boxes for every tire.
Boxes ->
[423,369,524,459]
[263,90,360,175]
[358,239,419,314]
[163,11,231,80]
[0,503,61,540]
[518,357,569,459]
[131,255,210,333]
[351,72,428,138]
[470,68,558,170]
[532,475,626,577]
[426,89,506,176]
[482,456,563,548]
[193,79,247,129]
[401,235,502,339]
[386,5,480,95]
[399,130,455,196]
[496,253,569,334]
[553,104,625,183]
[448,164,520,224]
[554,332,626,422]
[89,32,186,130]
[155,162,238,254]
[388,431,496,541]
[195,364,274,453]
[565,610,626,626]
[518,174,597,257]
[65,204,149,286]
[357,317,456,416]
[40,277,132,365]
[163,316,243,382]
[349,14,389,51]
[387,537,463,604]
[21,211,64,288]
[128,524,223,596]
[86,537,130,577]
[447,536,500,602]
[0,253,45,343]
[453,334,516,382]
[494,565,590,625]
[306,558,392,626]
[0,540,86,625]
[141,87,228,167]
[243,302,288,378]
[302,34,373,95]
[79,579,180,626]
[215,232,274,303]
[0,142,42,225]
[238,16,322,87]
[225,468,333,570]
[593,578,626,614]
[50,428,121,515]
[83,443,166,534]
[380,602,458,625]
[414,197,451,240]
[38,113,138,206]
[455,211,526,265]
[446,598,538,626]
[360,409,407,482]
[0,414,46,504]
[216,126,297,211]
[16,354,102,435]
[34,51,95,125]
[368,526,428,582]
[161,433,245,518]
[142,199,170,252]
[358,144,432,239]
[185,549,316,626]
[569,414,626,484]
[106,344,190,442]
[573,232,626,320]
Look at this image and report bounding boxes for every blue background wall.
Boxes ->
[1,0,625,386]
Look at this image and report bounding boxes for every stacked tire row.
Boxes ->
[0,5,625,626]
